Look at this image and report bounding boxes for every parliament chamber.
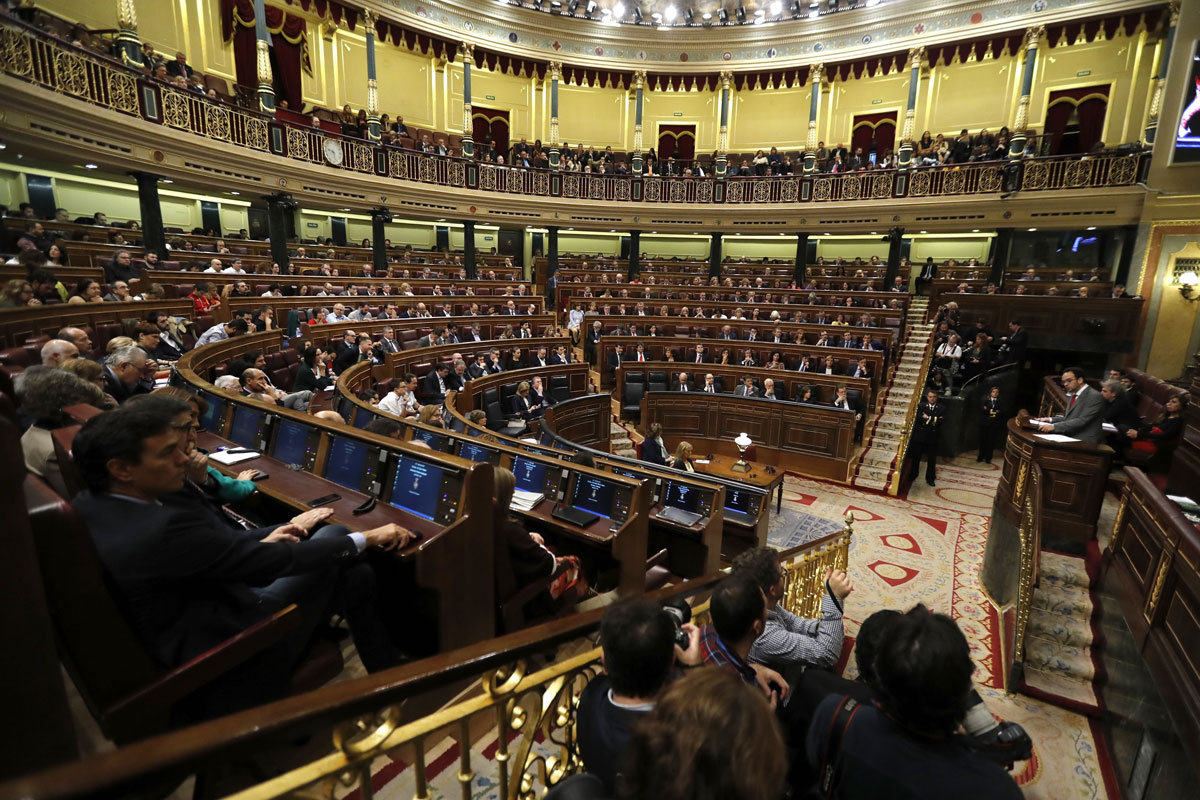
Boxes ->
[0,0,1198,797]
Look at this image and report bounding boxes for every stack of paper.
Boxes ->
[510,488,544,511]
[210,449,259,465]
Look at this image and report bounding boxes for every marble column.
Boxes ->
[1145,0,1181,145]
[803,63,824,173]
[114,0,142,70]
[362,10,380,142]
[252,0,275,113]
[897,47,924,168]
[715,70,732,179]
[549,61,561,169]
[1009,26,1045,160]
[632,70,646,176]
[461,43,474,159]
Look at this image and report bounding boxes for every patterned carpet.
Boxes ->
[784,454,1116,800]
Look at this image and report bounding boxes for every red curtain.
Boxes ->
[1045,85,1110,154]
[472,108,509,157]
[657,124,696,161]
[850,113,896,159]
[222,0,306,108]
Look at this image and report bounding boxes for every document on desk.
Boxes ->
[1101,422,1118,433]
[694,459,711,464]
[1034,434,1080,443]
[209,449,260,465]
[510,488,544,511]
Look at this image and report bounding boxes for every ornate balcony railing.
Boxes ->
[0,17,1150,208]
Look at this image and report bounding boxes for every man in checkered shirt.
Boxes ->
[732,547,853,674]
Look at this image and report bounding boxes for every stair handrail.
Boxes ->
[1009,460,1044,691]
[887,324,938,495]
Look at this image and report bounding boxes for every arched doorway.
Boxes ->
[657,124,696,162]
[1044,85,1109,154]
[472,108,510,160]
[851,113,897,164]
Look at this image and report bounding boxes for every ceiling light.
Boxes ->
[229,190,240,195]
[1028,227,1037,231]
[651,11,661,19]
[586,0,597,14]
[601,6,611,14]
[808,6,819,18]
[0,141,6,150]
[754,8,766,16]
[972,228,980,232]
[920,230,927,234]
[161,178,173,184]
[613,1,624,15]
[865,0,879,6]
[663,4,677,20]
[84,162,98,169]
[567,0,580,13]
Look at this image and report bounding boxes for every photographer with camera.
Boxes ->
[576,597,702,796]
[699,574,791,705]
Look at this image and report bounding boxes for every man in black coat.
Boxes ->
[70,403,411,714]
[977,386,1007,464]
[422,363,450,403]
[998,320,1027,366]
[909,390,945,485]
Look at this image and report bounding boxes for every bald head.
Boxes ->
[42,339,79,366]
[57,327,93,357]
[313,410,343,424]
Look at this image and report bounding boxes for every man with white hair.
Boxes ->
[41,339,79,367]
[103,346,150,403]
[214,375,241,393]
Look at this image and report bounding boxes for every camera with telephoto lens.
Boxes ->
[662,598,692,649]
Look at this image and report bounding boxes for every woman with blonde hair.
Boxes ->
[673,441,696,472]
[417,403,444,428]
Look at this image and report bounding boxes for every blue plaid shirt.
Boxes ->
[699,625,758,685]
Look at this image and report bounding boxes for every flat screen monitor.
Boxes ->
[457,440,495,464]
[411,428,448,452]
[725,487,753,514]
[352,406,374,429]
[272,417,315,466]
[337,396,355,424]
[199,392,226,432]
[228,405,267,448]
[662,480,701,513]
[572,475,615,519]
[324,435,370,490]
[387,456,444,521]
[511,455,548,494]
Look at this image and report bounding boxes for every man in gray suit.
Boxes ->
[733,376,759,398]
[1032,367,1105,443]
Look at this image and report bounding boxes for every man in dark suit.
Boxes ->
[463,324,483,343]
[847,358,872,380]
[1032,367,1106,444]
[701,373,720,393]
[486,349,505,374]
[530,347,550,367]
[334,335,374,373]
[761,378,780,401]
[607,344,625,378]
[915,259,937,295]
[467,354,489,380]
[422,363,450,403]
[585,321,604,362]
[909,390,945,485]
[373,327,400,360]
[718,325,738,341]
[690,344,707,365]
[549,345,570,365]
[733,376,759,398]
[70,404,411,710]
[832,386,863,424]
[103,346,152,404]
[445,360,468,392]
[674,371,694,392]
[998,320,1027,366]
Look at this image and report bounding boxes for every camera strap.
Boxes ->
[814,695,862,798]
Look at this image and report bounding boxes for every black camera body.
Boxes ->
[663,599,692,649]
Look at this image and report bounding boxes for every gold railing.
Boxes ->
[0,17,1149,207]
[782,513,854,618]
[1011,463,1042,667]
[887,323,938,496]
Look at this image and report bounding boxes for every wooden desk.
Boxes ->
[642,391,857,483]
[937,293,1145,354]
[993,416,1113,545]
[196,431,496,658]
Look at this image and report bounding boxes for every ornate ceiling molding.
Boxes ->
[368,0,1163,71]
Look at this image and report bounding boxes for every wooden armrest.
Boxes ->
[106,604,302,736]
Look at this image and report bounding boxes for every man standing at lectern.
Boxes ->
[1031,367,1105,444]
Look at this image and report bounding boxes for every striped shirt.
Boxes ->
[748,589,844,670]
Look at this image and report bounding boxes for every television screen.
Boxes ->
[388,457,443,520]
[352,407,374,429]
[324,436,369,490]
[457,440,494,463]
[199,392,225,432]
[1173,40,1200,164]
[725,487,752,514]
[511,456,548,493]
[227,405,265,448]
[662,480,700,512]
[272,418,313,465]
[572,475,614,519]
[412,428,448,452]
